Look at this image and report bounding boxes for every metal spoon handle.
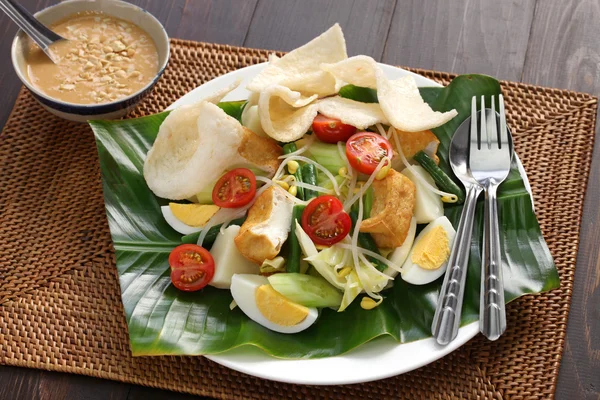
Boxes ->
[0,0,62,53]
[432,183,483,345]
[480,183,506,340]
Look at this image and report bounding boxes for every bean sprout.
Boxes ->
[292,181,334,194]
[358,252,393,280]
[337,243,402,272]
[276,155,341,195]
[344,156,389,211]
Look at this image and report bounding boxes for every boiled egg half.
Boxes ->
[400,216,456,285]
[161,203,220,235]
[230,274,318,334]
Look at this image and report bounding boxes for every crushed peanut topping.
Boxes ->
[25,11,158,105]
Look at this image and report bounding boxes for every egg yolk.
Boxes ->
[411,225,450,270]
[255,285,309,326]
[169,203,219,227]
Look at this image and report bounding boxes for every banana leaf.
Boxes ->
[217,100,247,122]
[90,74,558,358]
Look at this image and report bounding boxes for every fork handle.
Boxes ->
[480,183,506,340]
[432,183,482,345]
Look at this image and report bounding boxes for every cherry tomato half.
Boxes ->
[311,114,357,143]
[168,244,215,292]
[212,168,256,208]
[345,132,393,175]
[301,195,352,246]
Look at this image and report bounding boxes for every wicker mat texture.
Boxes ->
[0,39,596,399]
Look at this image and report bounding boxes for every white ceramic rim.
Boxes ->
[10,0,170,109]
[165,63,532,385]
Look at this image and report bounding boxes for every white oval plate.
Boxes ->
[165,63,522,385]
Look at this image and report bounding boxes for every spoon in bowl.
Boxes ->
[0,0,65,63]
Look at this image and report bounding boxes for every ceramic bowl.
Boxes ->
[11,0,170,122]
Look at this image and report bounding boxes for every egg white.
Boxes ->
[385,217,417,278]
[400,216,456,285]
[209,226,259,289]
[161,205,202,235]
[230,274,319,334]
[401,166,444,224]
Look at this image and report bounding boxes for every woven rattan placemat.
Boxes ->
[0,39,596,399]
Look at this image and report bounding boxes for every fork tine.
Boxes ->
[471,96,477,146]
[499,94,508,150]
[479,95,486,150]
[489,96,497,149]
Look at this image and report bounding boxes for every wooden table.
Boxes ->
[0,1,598,399]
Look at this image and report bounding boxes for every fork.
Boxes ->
[469,95,512,341]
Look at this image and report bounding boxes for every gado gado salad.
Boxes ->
[142,24,467,334]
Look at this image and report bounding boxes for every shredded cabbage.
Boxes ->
[358,253,392,286]
[336,243,402,273]
[308,245,347,269]
[312,245,391,311]
[260,256,286,274]
[339,270,362,312]
[295,221,346,289]
[306,195,392,310]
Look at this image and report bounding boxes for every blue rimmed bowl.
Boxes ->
[11,0,170,122]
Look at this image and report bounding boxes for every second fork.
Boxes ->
[469,95,513,341]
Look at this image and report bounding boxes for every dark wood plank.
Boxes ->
[521,0,600,92]
[244,0,396,59]
[0,365,42,400]
[522,1,600,399]
[0,366,130,400]
[126,386,209,400]
[127,0,187,38]
[129,0,258,45]
[382,0,536,81]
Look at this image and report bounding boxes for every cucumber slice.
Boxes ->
[268,273,342,308]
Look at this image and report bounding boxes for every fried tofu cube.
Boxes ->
[238,127,283,175]
[360,169,416,248]
[235,186,294,264]
[392,129,440,164]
